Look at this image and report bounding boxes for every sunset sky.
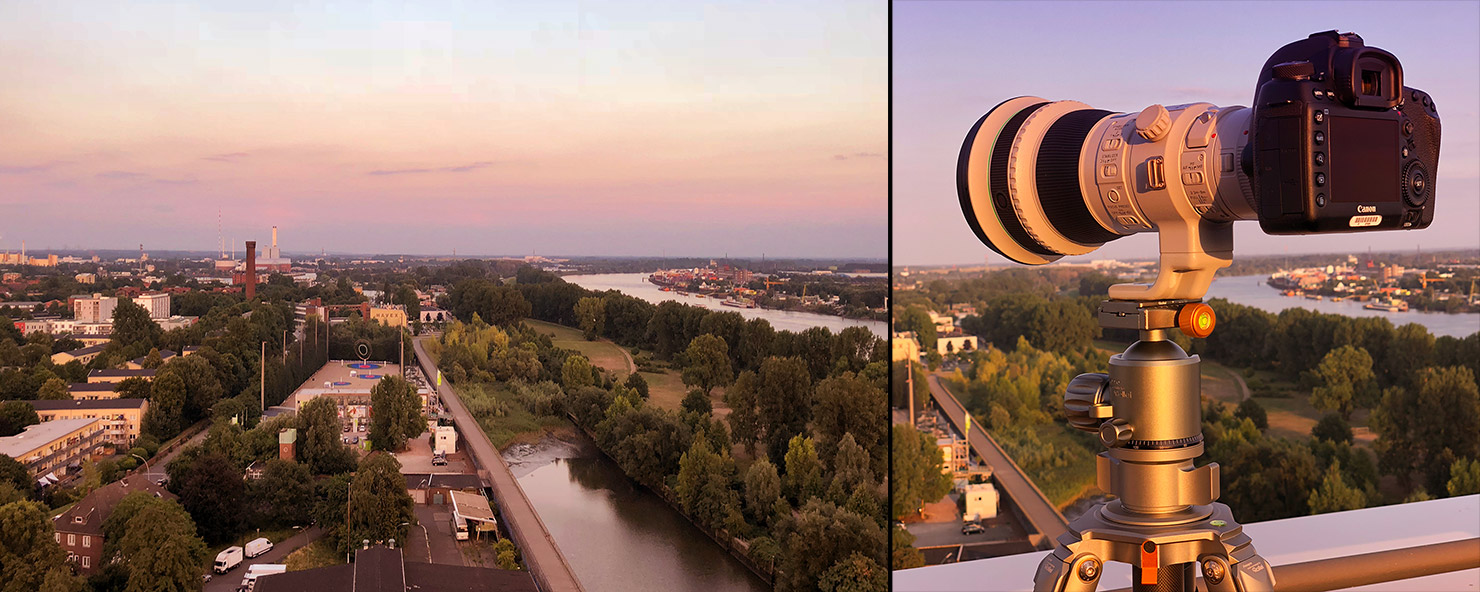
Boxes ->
[1,2,886,258]
[894,1,1479,266]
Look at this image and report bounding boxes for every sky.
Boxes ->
[0,1,886,259]
[893,0,1480,266]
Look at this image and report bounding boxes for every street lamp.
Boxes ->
[129,452,149,478]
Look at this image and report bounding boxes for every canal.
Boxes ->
[1206,274,1480,339]
[565,272,888,338]
[506,435,770,592]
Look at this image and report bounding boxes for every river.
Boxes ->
[565,273,888,338]
[506,434,769,592]
[1206,274,1480,339]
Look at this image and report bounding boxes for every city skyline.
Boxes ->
[0,2,887,258]
[893,1,1480,266]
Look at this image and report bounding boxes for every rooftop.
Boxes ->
[403,473,483,491]
[255,545,537,592]
[88,368,156,378]
[0,418,101,457]
[286,360,428,406]
[57,344,108,357]
[68,383,119,392]
[450,490,496,524]
[893,495,1480,591]
[53,476,175,536]
[28,398,147,411]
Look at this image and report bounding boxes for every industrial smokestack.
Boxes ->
[245,240,257,300]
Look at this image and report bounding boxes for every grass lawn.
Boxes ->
[453,381,571,450]
[1200,360,1246,403]
[1252,395,1322,441]
[642,370,689,411]
[525,319,632,376]
[1015,424,1101,510]
[284,539,342,572]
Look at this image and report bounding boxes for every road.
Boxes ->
[205,526,322,592]
[412,336,585,592]
[137,426,209,485]
[926,374,1069,545]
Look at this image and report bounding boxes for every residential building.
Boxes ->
[51,344,107,366]
[0,418,105,480]
[74,273,96,284]
[255,545,537,592]
[369,306,407,327]
[937,335,979,355]
[87,369,156,383]
[125,349,176,369]
[134,293,170,319]
[53,477,175,574]
[893,331,921,363]
[927,310,956,335]
[68,383,121,400]
[28,399,148,448]
[73,294,118,324]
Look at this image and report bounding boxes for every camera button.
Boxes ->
[1314,131,1324,145]
[1316,193,1327,207]
[1315,172,1326,186]
[1314,152,1325,166]
[1313,111,1324,123]
[1107,188,1121,203]
[1401,147,1410,158]
[1101,164,1119,178]
[1102,137,1122,150]
[1403,120,1414,135]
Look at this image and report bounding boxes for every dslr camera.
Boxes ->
[957,31,1440,301]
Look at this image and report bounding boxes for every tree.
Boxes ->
[574,297,606,341]
[143,372,186,439]
[1308,461,1367,514]
[101,492,173,559]
[757,357,812,465]
[1310,345,1376,420]
[1312,412,1352,444]
[680,334,733,396]
[494,538,521,570]
[828,434,872,502]
[725,371,762,455]
[812,374,888,477]
[562,355,596,390]
[1372,366,1480,493]
[1234,398,1268,430]
[891,424,952,519]
[116,501,208,592]
[744,459,782,525]
[624,372,649,400]
[1447,457,1480,497]
[111,299,162,350]
[783,435,824,504]
[893,306,937,351]
[0,401,40,437]
[313,472,354,554]
[448,280,530,327]
[817,552,888,592]
[348,454,415,554]
[253,459,314,527]
[297,397,355,475]
[891,525,924,570]
[159,355,224,422]
[674,436,740,531]
[681,389,712,416]
[0,500,82,592]
[176,453,245,545]
[776,500,884,592]
[37,378,69,400]
[369,376,426,452]
[114,377,151,400]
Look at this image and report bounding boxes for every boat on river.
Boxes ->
[1364,299,1410,312]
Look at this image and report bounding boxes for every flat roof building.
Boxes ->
[255,545,536,592]
[51,343,107,366]
[0,418,105,481]
[28,399,148,448]
[87,368,156,383]
[68,382,121,400]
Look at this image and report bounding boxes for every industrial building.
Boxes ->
[0,418,105,481]
[28,399,149,448]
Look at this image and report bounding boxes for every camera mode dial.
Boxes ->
[1135,105,1171,142]
[1271,61,1315,81]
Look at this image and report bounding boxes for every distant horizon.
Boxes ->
[0,244,887,263]
[1,2,886,259]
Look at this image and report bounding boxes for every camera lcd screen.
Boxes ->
[1328,116,1399,203]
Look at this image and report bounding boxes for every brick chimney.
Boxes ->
[245,240,257,300]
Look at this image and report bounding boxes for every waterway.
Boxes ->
[1206,274,1480,339]
[506,434,769,592]
[566,272,888,338]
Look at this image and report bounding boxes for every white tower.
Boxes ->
[269,226,280,259]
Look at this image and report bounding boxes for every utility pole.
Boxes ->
[346,480,353,563]
[907,362,915,427]
[399,328,405,377]
[260,341,267,412]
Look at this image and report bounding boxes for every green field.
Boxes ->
[453,381,570,449]
[524,319,633,376]
[284,539,341,572]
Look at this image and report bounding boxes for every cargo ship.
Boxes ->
[721,297,756,309]
[1363,299,1409,312]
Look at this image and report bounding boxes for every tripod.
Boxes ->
[1032,300,1274,592]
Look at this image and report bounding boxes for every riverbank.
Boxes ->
[1208,274,1480,338]
[565,272,888,337]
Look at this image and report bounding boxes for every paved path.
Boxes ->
[137,425,209,484]
[412,337,584,592]
[926,374,1069,546]
[205,526,322,592]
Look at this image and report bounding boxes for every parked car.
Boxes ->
[961,522,985,535]
[431,455,447,466]
[244,537,273,559]
[214,546,244,573]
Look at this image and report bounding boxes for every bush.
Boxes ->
[1235,399,1268,430]
[1312,412,1353,444]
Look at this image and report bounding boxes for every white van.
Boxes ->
[240,564,287,591]
[213,546,243,573]
[244,537,273,558]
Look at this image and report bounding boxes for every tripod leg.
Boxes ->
[1199,553,1275,592]
[1034,552,1104,592]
